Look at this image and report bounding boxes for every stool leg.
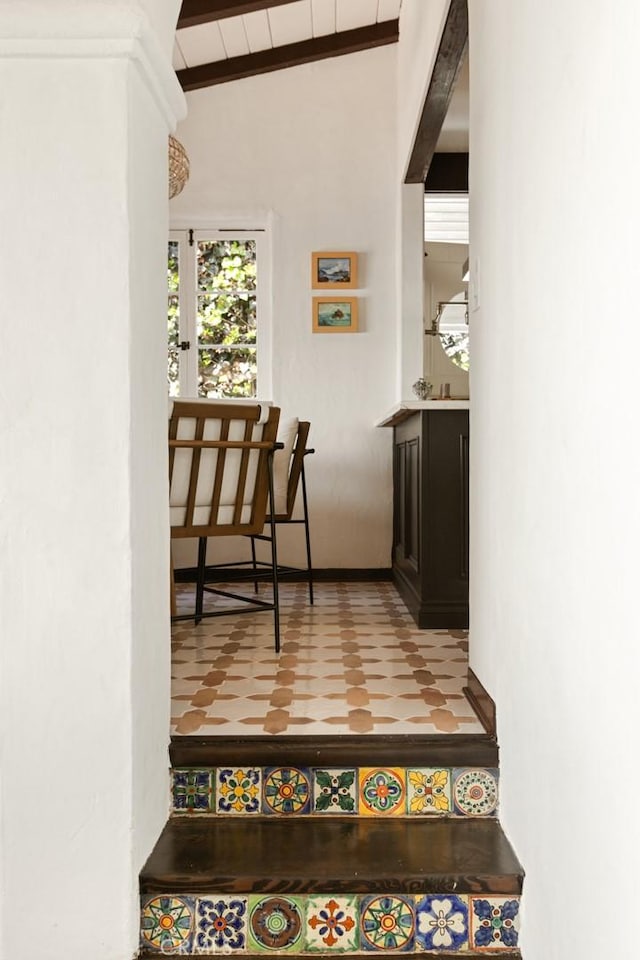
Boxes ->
[250,535,259,593]
[301,460,314,605]
[195,536,207,624]
[267,453,281,654]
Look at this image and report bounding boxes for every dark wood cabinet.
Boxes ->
[393,409,469,628]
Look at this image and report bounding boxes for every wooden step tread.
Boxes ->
[140,816,523,896]
[170,733,499,769]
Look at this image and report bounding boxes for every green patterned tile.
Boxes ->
[311,769,357,814]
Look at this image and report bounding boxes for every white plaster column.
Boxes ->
[468,1,640,956]
[394,0,451,400]
[0,3,184,957]
[397,182,427,398]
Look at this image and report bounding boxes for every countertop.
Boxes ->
[375,399,470,427]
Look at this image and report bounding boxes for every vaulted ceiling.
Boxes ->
[174,0,402,91]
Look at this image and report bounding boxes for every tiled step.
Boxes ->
[139,818,523,955]
[171,763,499,818]
[139,898,522,956]
[170,734,500,819]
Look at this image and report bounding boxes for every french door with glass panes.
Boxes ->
[168,229,270,399]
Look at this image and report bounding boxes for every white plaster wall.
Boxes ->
[469,2,640,955]
[396,183,426,399]
[0,4,182,956]
[171,46,398,569]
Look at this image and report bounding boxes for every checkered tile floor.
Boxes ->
[171,580,483,736]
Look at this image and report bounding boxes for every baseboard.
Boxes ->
[392,567,469,629]
[174,567,393,584]
[463,668,497,738]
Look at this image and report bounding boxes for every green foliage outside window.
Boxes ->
[440,332,469,372]
[168,242,180,394]
[168,238,258,398]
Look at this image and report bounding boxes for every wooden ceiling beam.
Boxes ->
[177,20,400,91]
[178,0,299,30]
[404,0,468,184]
[424,152,469,192]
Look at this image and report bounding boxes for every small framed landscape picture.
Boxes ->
[312,296,359,334]
[311,251,358,289]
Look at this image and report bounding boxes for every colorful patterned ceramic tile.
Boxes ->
[305,895,359,951]
[172,769,214,813]
[414,893,469,951]
[360,895,415,951]
[263,767,311,815]
[406,768,452,816]
[248,895,304,951]
[193,895,248,953]
[311,768,358,814]
[216,768,261,815]
[469,896,520,950]
[140,894,195,953]
[359,768,407,816]
[452,769,499,817]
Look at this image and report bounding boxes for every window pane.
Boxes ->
[197,240,257,293]
[168,293,180,344]
[168,349,180,396]
[168,243,180,395]
[440,332,469,371]
[424,194,469,243]
[198,348,257,398]
[197,293,256,345]
[168,241,179,291]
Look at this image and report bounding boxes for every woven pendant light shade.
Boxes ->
[168,135,189,199]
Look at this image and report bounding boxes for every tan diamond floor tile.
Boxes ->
[170,581,483,736]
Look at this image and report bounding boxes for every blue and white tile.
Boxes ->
[193,896,249,953]
[414,894,469,951]
[469,896,520,951]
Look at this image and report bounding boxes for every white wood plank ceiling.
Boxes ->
[174,0,403,71]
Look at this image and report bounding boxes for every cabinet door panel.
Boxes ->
[405,437,420,570]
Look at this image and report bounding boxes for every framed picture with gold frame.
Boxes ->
[312,296,359,333]
[311,251,358,289]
